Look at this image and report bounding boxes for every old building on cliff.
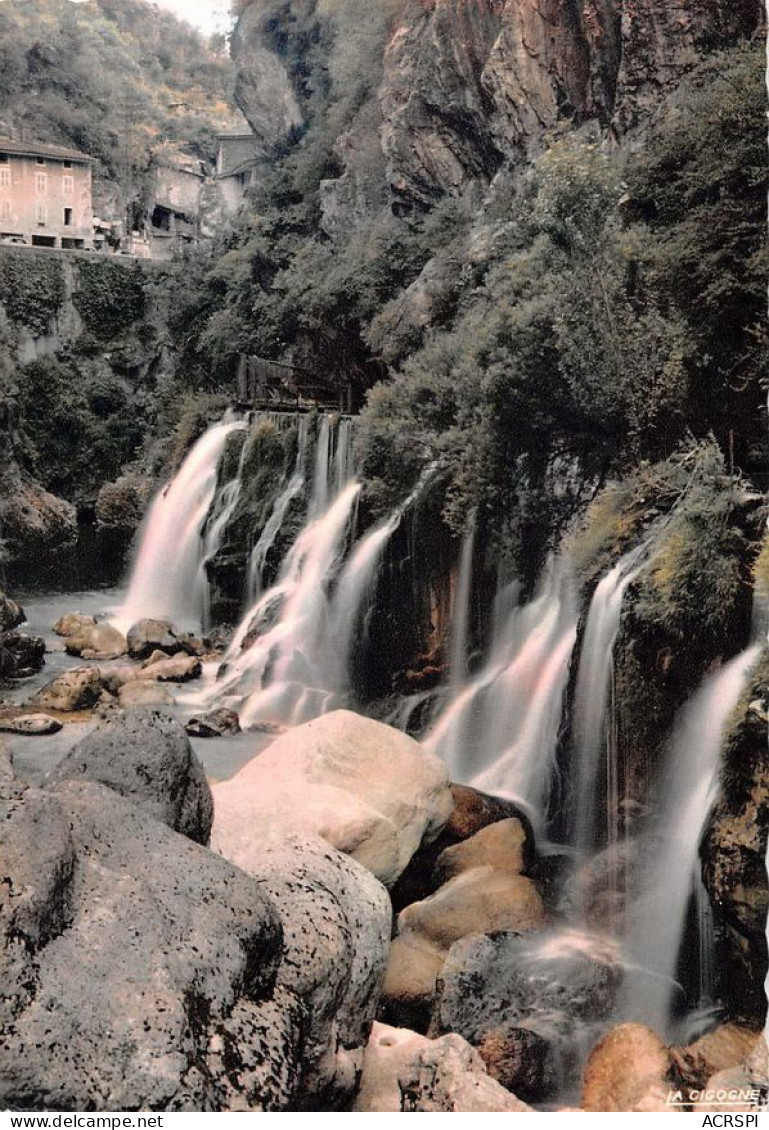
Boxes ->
[0,138,94,249]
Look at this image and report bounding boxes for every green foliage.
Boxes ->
[0,0,236,193]
[0,251,65,335]
[74,258,146,337]
[15,356,144,501]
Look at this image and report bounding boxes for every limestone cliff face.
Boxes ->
[231,0,761,210]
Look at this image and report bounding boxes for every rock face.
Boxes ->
[702,676,769,1022]
[354,1022,531,1112]
[0,473,77,563]
[232,0,762,215]
[46,709,213,845]
[0,777,288,1111]
[212,709,453,886]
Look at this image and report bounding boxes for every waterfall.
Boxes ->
[621,643,760,1035]
[568,547,646,854]
[424,561,578,817]
[448,519,476,692]
[115,420,246,633]
[247,414,313,602]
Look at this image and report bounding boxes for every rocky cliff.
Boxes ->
[232,0,762,214]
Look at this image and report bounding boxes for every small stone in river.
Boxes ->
[118,681,174,707]
[0,714,63,736]
[185,708,241,738]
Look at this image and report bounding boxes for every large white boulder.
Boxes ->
[212,709,453,886]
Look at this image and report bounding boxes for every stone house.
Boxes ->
[215,133,260,215]
[140,150,204,260]
[0,138,95,249]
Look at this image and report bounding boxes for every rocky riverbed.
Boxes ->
[1,584,766,1113]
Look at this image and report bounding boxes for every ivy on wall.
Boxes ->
[74,258,146,337]
[0,250,66,336]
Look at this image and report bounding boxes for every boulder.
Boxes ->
[678,1024,763,1082]
[0,590,24,632]
[64,622,127,660]
[0,713,63,736]
[186,708,241,738]
[434,818,530,885]
[354,1023,531,1112]
[118,680,174,708]
[29,666,102,712]
[399,867,546,949]
[46,709,213,845]
[380,931,447,1031]
[126,618,182,660]
[390,784,534,912]
[0,778,289,1111]
[141,653,202,682]
[218,832,392,1106]
[581,1023,673,1112]
[432,929,624,1102]
[212,710,453,886]
[0,631,46,679]
[53,613,97,638]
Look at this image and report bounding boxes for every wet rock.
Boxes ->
[0,631,46,679]
[212,709,453,886]
[46,709,213,845]
[0,779,288,1111]
[186,708,241,738]
[30,665,101,711]
[432,929,624,1101]
[64,622,127,660]
[95,475,153,537]
[0,476,77,563]
[118,680,174,708]
[354,1022,531,1112]
[0,590,24,632]
[141,653,202,682]
[674,1024,764,1089]
[220,832,392,1107]
[126,618,182,660]
[0,713,62,736]
[581,1023,673,1112]
[203,623,234,653]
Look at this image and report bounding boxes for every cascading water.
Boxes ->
[621,643,761,1035]
[247,414,313,602]
[424,561,578,818]
[194,424,436,730]
[568,547,647,854]
[115,419,246,632]
[448,519,476,692]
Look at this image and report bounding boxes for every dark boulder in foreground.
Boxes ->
[46,708,213,845]
[0,775,289,1111]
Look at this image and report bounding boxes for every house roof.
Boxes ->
[0,137,95,163]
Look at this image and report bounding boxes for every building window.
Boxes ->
[63,174,74,196]
[0,169,10,189]
[63,207,73,227]
[36,172,46,194]
[36,202,47,226]
[63,160,72,169]
[1,200,10,220]
[36,156,46,165]
[0,153,8,163]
